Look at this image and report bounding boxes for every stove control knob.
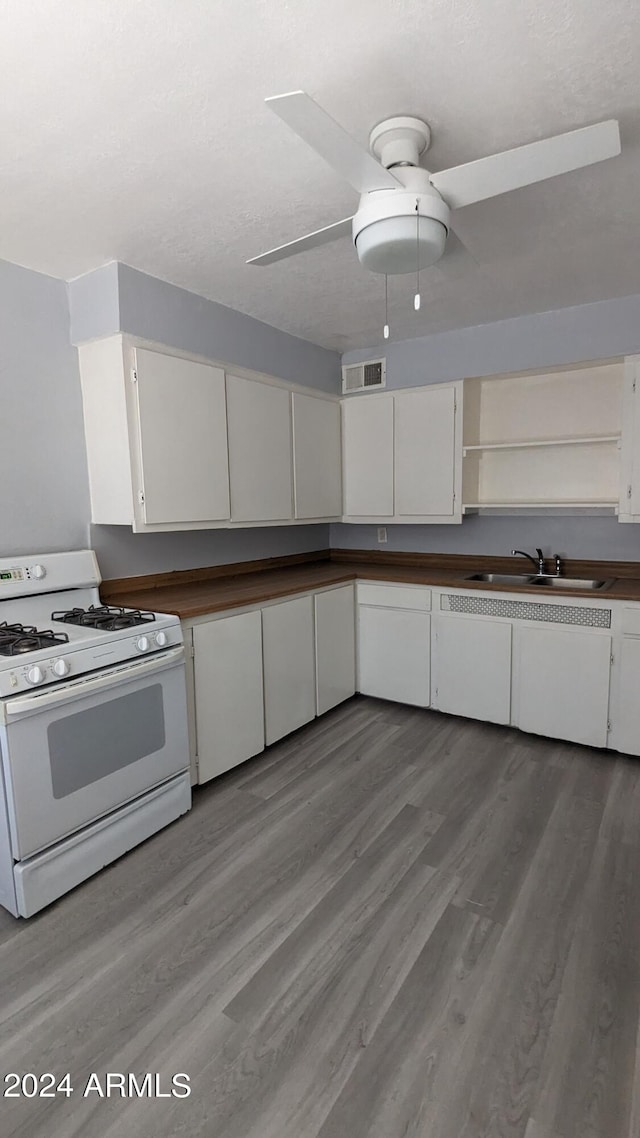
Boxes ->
[52,658,70,677]
[26,665,45,686]
[136,636,150,653]
[155,631,168,647]
[30,564,46,580]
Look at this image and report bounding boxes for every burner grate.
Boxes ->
[0,621,70,657]
[51,605,156,631]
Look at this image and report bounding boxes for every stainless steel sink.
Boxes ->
[465,573,537,585]
[532,576,614,591]
[465,572,614,591]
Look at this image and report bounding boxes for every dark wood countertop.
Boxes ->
[100,549,640,619]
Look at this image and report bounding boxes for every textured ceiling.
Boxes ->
[1,0,640,351]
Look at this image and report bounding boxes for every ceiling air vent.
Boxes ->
[341,358,386,394]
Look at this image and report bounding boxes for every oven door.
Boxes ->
[0,647,189,860]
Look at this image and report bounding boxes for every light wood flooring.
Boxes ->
[1,695,640,1138]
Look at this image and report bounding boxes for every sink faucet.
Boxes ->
[512,548,546,575]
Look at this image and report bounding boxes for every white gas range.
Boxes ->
[0,550,191,918]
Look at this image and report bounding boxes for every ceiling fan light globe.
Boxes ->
[355,216,447,274]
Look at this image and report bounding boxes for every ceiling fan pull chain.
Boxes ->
[383,274,390,340]
[414,198,421,312]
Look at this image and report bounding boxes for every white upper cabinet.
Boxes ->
[134,348,230,525]
[292,392,342,519]
[79,335,232,532]
[394,385,459,520]
[619,355,640,521]
[226,375,293,522]
[342,394,394,517]
[342,381,461,522]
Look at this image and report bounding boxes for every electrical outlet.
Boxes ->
[377,527,387,543]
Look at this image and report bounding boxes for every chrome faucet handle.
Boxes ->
[553,553,563,576]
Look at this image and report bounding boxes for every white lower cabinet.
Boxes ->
[432,615,512,724]
[315,585,356,715]
[262,595,316,745]
[358,605,430,707]
[192,611,264,783]
[512,624,611,748]
[610,636,640,756]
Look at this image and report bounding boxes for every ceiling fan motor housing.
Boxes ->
[353,168,450,274]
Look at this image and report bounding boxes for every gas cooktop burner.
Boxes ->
[0,621,70,657]
[51,605,156,631]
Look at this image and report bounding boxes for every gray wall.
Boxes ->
[69,262,341,394]
[337,292,640,562]
[68,262,337,578]
[330,517,640,564]
[341,291,640,388]
[92,524,330,580]
[0,260,90,556]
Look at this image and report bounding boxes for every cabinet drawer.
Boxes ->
[620,607,640,635]
[356,582,431,611]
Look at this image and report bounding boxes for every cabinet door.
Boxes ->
[395,385,457,517]
[342,396,394,516]
[513,625,611,747]
[135,348,230,524]
[263,596,316,745]
[315,586,356,715]
[433,615,511,724]
[193,611,264,783]
[226,376,293,521]
[292,393,342,518]
[358,606,430,707]
[611,637,640,756]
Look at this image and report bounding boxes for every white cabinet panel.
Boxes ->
[135,348,230,524]
[193,611,264,783]
[358,606,430,707]
[513,625,611,747]
[342,396,394,516]
[611,637,640,756]
[315,586,356,715]
[356,583,431,611]
[433,615,511,724]
[292,393,342,518]
[227,376,293,522]
[263,596,316,745]
[395,386,457,516]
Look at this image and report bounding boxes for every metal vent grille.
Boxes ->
[442,594,611,628]
[363,361,383,386]
[341,358,386,393]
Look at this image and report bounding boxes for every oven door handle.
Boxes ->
[4,646,185,719]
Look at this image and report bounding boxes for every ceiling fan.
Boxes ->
[247,91,621,277]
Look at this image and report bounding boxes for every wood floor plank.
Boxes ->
[524,1122,566,1138]
[531,835,640,1138]
[316,903,501,1138]
[223,802,442,1028]
[0,696,637,1138]
[402,788,608,1138]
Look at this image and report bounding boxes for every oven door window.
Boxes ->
[48,685,166,798]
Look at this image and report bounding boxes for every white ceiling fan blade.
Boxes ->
[247,216,354,266]
[266,91,401,194]
[430,119,621,210]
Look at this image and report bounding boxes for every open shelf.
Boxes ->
[463,500,619,511]
[462,361,624,514]
[463,435,621,455]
